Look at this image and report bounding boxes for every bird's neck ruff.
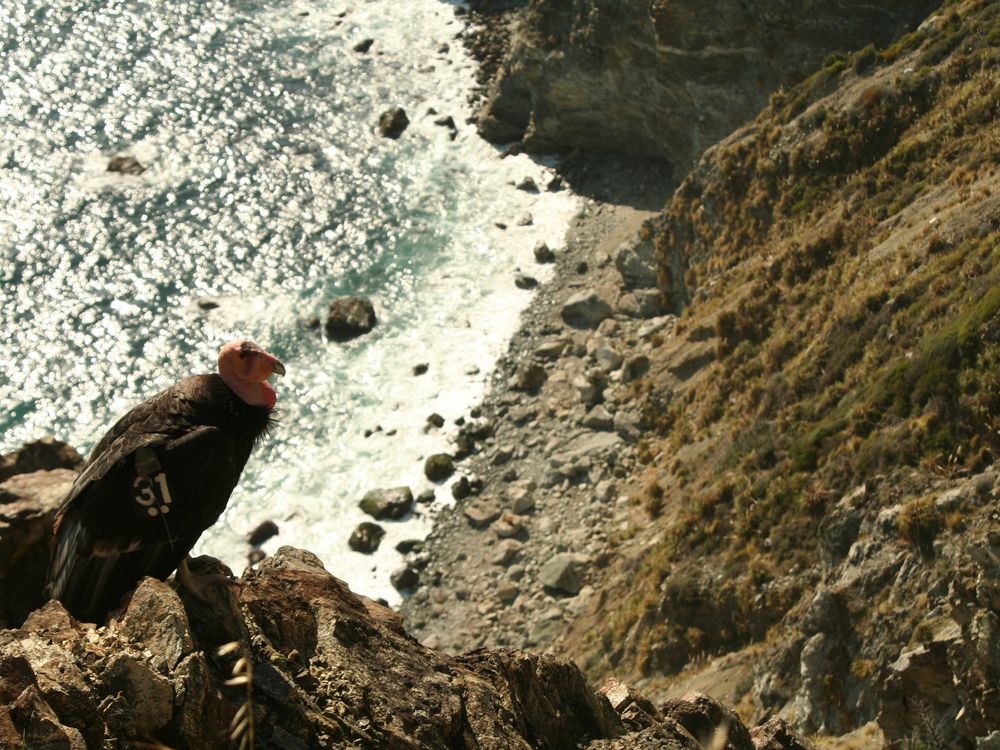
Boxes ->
[221,374,277,409]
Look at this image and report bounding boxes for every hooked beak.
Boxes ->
[269,357,286,377]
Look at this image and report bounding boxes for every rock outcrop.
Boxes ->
[0,546,813,749]
[477,0,937,169]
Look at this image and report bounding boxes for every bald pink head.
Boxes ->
[218,340,285,409]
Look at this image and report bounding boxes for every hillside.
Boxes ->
[562,0,1000,745]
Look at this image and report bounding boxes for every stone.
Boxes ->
[490,539,524,566]
[660,691,754,750]
[492,446,515,466]
[572,374,600,406]
[413,362,429,375]
[452,475,473,500]
[583,406,614,431]
[416,488,435,504]
[612,410,642,443]
[359,487,413,520]
[515,273,539,289]
[516,176,538,192]
[512,362,547,392]
[0,468,77,625]
[591,341,624,371]
[0,437,82,482]
[395,539,423,555]
[427,413,445,428]
[510,489,535,514]
[622,354,651,382]
[348,522,386,553]
[534,338,567,360]
[377,107,409,138]
[424,453,455,482]
[534,241,556,263]
[390,564,419,590]
[247,520,279,547]
[750,717,815,750]
[496,582,519,604]
[615,236,658,289]
[539,553,586,595]
[353,38,374,53]
[325,296,377,341]
[492,512,526,539]
[464,500,502,529]
[516,213,533,226]
[119,579,195,674]
[561,291,613,329]
[107,155,145,175]
[103,654,174,735]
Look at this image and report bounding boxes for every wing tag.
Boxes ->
[133,472,174,517]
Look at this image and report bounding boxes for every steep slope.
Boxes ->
[563,0,1000,745]
[477,0,938,170]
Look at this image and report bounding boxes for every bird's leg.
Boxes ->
[175,556,238,604]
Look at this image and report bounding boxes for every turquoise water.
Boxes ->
[0,0,576,600]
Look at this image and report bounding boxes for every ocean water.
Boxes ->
[0,0,577,602]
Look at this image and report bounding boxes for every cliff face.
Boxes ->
[478,0,938,169]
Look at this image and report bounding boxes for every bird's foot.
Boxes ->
[176,556,239,604]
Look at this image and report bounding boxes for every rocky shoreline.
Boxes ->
[397,159,676,654]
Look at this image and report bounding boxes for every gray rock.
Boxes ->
[496,582,519,604]
[424,453,455,482]
[539,553,586,595]
[359,487,413,520]
[107,155,145,175]
[377,107,409,138]
[622,354,650,382]
[515,273,539,289]
[491,539,524,566]
[516,176,538,192]
[615,237,658,289]
[348,522,386,553]
[561,291,613,329]
[512,362,547,392]
[390,564,419,590]
[534,241,556,263]
[510,488,535,514]
[534,338,567,360]
[247,520,279,547]
[464,500,502,528]
[325,296,377,341]
[583,406,614,431]
[0,437,82,482]
[612,410,642,443]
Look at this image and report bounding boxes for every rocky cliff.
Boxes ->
[475,0,938,170]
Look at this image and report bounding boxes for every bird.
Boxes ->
[45,339,285,623]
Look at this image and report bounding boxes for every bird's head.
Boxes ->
[218,340,286,409]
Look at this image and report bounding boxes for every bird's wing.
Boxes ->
[46,421,240,623]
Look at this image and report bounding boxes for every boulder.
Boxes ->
[0,438,82,482]
[534,241,556,263]
[512,362,547,392]
[325,296,377,341]
[515,273,539,289]
[107,155,145,175]
[390,564,419,591]
[622,354,651,382]
[464,500,502,529]
[539,553,586,595]
[348,522,386,553]
[247,519,279,547]
[749,717,813,750]
[424,454,455,482]
[561,291,613,329]
[1,468,77,626]
[583,406,615,431]
[615,236,658,290]
[660,691,754,750]
[359,487,413,520]
[377,107,409,138]
[353,38,374,53]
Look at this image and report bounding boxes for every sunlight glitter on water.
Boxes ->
[0,0,578,602]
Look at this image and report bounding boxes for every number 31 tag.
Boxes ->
[133,472,174,517]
